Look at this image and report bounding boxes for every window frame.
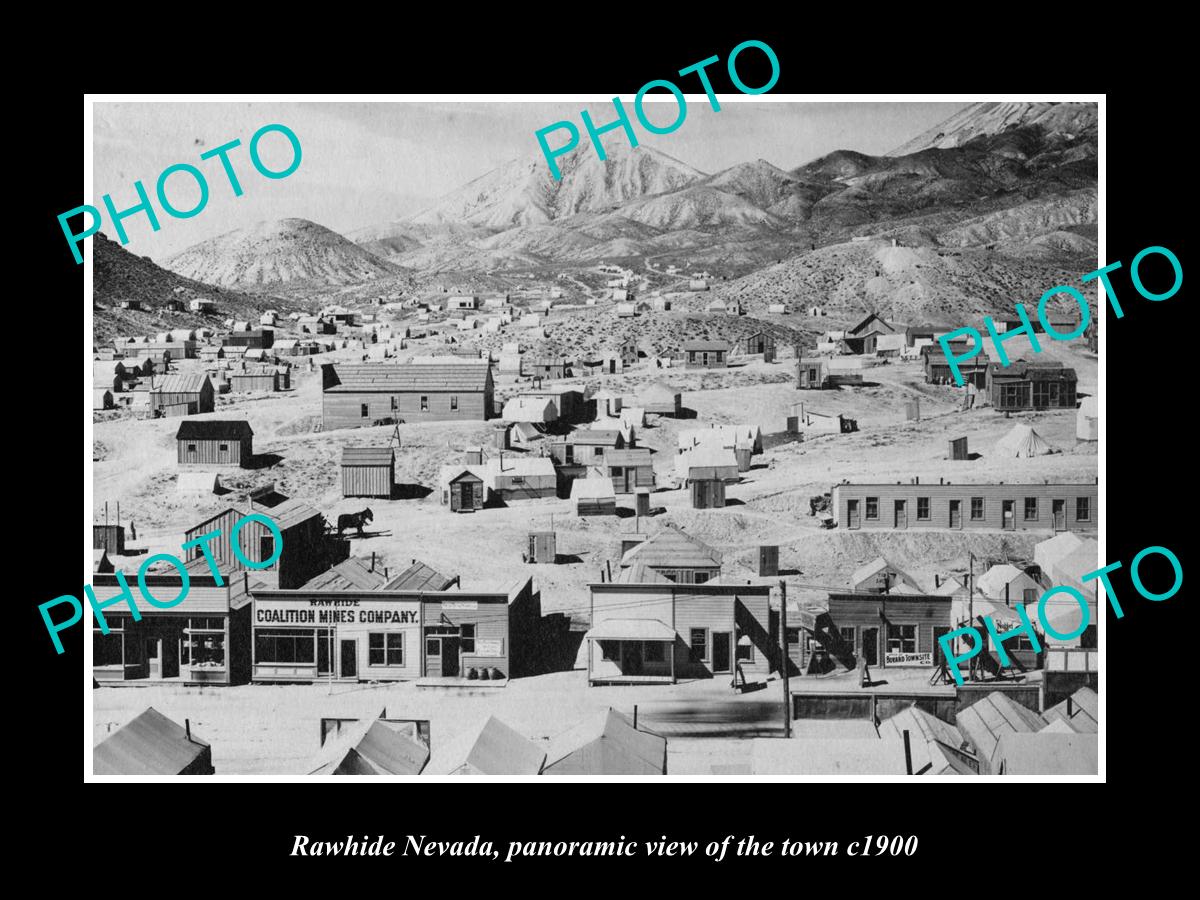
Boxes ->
[1076,496,1091,521]
[360,404,369,418]
[450,395,458,411]
[689,627,709,663]
[865,496,879,520]
[420,396,429,411]
[1024,497,1038,520]
[916,497,930,521]
[970,497,985,520]
[644,641,666,663]
[460,623,475,653]
[886,623,917,655]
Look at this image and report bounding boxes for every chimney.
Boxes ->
[185,719,192,741]
[935,574,941,588]
[902,729,913,775]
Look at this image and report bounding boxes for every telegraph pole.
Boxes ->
[779,579,791,738]
[968,553,976,682]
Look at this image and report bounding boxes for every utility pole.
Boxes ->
[968,553,976,682]
[779,579,791,738]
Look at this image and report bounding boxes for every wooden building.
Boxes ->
[190,298,216,313]
[923,343,990,388]
[604,448,655,494]
[639,381,682,417]
[230,368,287,393]
[93,524,126,555]
[341,447,395,499]
[618,527,722,583]
[150,373,215,416]
[690,478,726,509]
[250,576,540,683]
[223,329,275,350]
[322,362,493,430]
[93,708,216,775]
[93,388,114,410]
[796,357,832,389]
[183,499,343,589]
[831,481,1098,532]
[586,581,774,686]
[742,332,775,357]
[987,362,1078,411]
[92,571,252,685]
[521,357,571,380]
[548,429,626,468]
[176,420,253,467]
[681,340,729,368]
[485,455,557,501]
[440,465,487,512]
[520,387,584,423]
[841,313,897,354]
[572,476,617,516]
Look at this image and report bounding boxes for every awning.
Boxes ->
[585,619,676,642]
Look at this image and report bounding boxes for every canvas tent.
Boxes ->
[94,707,214,775]
[503,396,558,423]
[1076,396,1098,442]
[992,732,1097,775]
[307,716,430,776]
[955,692,1047,773]
[426,715,546,775]
[571,475,617,516]
[543,709,667,775]
[177,471,222,494]
[877,705,978,775]
[994,424,1054,458]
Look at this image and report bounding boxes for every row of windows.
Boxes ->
[687,628,753,663]
[862,496,1091,521]
[360,396,460,417]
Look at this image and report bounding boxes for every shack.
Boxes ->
[439,465,487,512]
[176,419,253,467]
[604,448,655,494]
[341,447,395,499]
[427,716,546,775]
[741,331,775,357]
[543,709,668,775]
[150,373,215,416]
[639,381,682,416]
[681,340,729,368]
[571,476,617,516]
[486,454,557,501]
[230,368,287,393]
[93,707,215,775]
[987,361,1078,411]
[521,357,571,380]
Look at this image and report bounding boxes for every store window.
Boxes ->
[1033,382,1050,407]
[369,632,404,666]
[94,617,123,667]
[600,641,618,662]
[971,497,985,519]
[450,395,458,411]
[644,642,665,663]
[917,497,930,520]
[187,627,226,669]
[186,443,197,453]
[1076,496,1091,521]
[420,396,429,411]
[689,628,708,662]
[865,497,879,519]
[736,639,754,663]
[255,630,315,664]
[785,627,801,646]
[886,624,917,655]
[460,623,476,653]
[1000,384,1024,407]
[1024,497,1038,520]
[693,572,710,585]
[360,404,369,418]
[839,626,856,649]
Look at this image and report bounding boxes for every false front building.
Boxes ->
[321,361,493,430]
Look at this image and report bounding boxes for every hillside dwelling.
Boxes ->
[521,357,571,380]
[149,373,215,417]
[572,476,617,516]
[93,708,216,775]
[548,429,626,468]
[321,362,493,429]
[725,299,744,316]
[223,329,274,350]
[428,715,547,775]
[987,362,1078,411]
[440,465,487,512]
[923,342,990,387]
[230,368,285,393]
[653,297,672,311]
[797,408,857,434]
[586,581,773,686]
[831,481,1098,533]
[790,591,952,674]
[341,447,395,499]
[741,331,775,357]
[689,279,709,291]
[118,299,144,311]
[675,444,739,484]
[543,708,667,775]
[640,381,682,416]
[796,357,832,389]
[850,557,923,594]
[176,419,253,467]
[682,340,729,368]
[93,388,114,410]
[300,316,337,335]
[448,295,481,313]
[768,303,788,315]
[611,287,630,301]
[241,348,271,363]
[502,396,558,423]
[604,448,655,494]
[189,298,215,313]
[594,352,625,375]
[486,455,557,501]
[199,345,225,363]
[1076,396,1098,443]
[679,424,763,456]
[616,302,637,318]
[91,564,253,685]
[977,564,1041,606]
[904,324,952,347]
[253,577,540,684]
[619,526,723,583]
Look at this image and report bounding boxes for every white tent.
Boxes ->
[502,396,558,423]
[177,472,221,494]
[994,424,1054,458]
[1076,396,1098,442]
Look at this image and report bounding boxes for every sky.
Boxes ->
[92,100,968,261]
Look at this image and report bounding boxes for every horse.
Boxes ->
[337,508,373,537]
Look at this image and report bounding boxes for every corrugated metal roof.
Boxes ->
[341,447,395,467]
[326,363,490,393]
[151,373,210,394]
[300,557,389,591]
[384,561,455,591]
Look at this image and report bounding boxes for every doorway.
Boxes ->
[933,626,951,666]
[441,637,460,677]
[862,628,879,666]
[146,639,161,679]
[340,639,357,678]
[1052,499,1066,531]
[621,641,642,675]
[894,499,907,529]
[1002,500,1016,531]
[949,499,962,530]
[712,632,732,674]
[847,499,860,529]
[460,482,474,510]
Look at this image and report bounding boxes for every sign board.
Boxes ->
[255,597,419,626]
[885,651,933,667]
[473,638,504,657]
[442,600,478,612]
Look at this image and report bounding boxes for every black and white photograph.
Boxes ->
[82,95,1105,780]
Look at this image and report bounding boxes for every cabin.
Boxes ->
[223,329,274,350]
[93,388,114,411]
[521,357,571,380]
[619,527,722,583]
[118,299,144,311]
[640,381,682,416]
[841,313,897,354]
[199,345,225,363]
[675,444,739,484]
[190,298,216,313]
[228,367,284,392]
[548,429,626,468]
[341,447,395,499]
[486,455,557,501]
[440,465,487,512]
[321,362,493,429]
[831,481,1098,532]
[689,279,709,291]
[93,707,215,775]
[987,362,1078,411]
[572,476,617,516]
[448,295,481,313]
[586,580,772,686]
[741,331,775,358]
[616,302,637,318]
[923,343,990,388]
[175,419,253,467]
[603,448,655,494]
[681,340,729,368]
[517,387,585,422]
[502,396,557,423]
[796,357,832,389]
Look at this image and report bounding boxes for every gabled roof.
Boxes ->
[427,715,546,776]
[300,557,389,591]
[993,732,1097,775]
[605,449,653,468]
[308,717,429,776]
[1041,687,1098,734]
[93,707,211,776]
[682,339,730,352]
[544,708,667,775]
[486,456,556,479]
[877,705,973,775]
[620,526,722,569]
[341,447,394,467]
[569,429,623,446]
[851,556,921,591]
[847,312,896,337]
[151,373,211,394]
[325,362,491,393]
[439,464,486,488]
[175,419,253,441]
[976,564,1035,599]
[384,561,456,591]
[955,692,1046,764]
